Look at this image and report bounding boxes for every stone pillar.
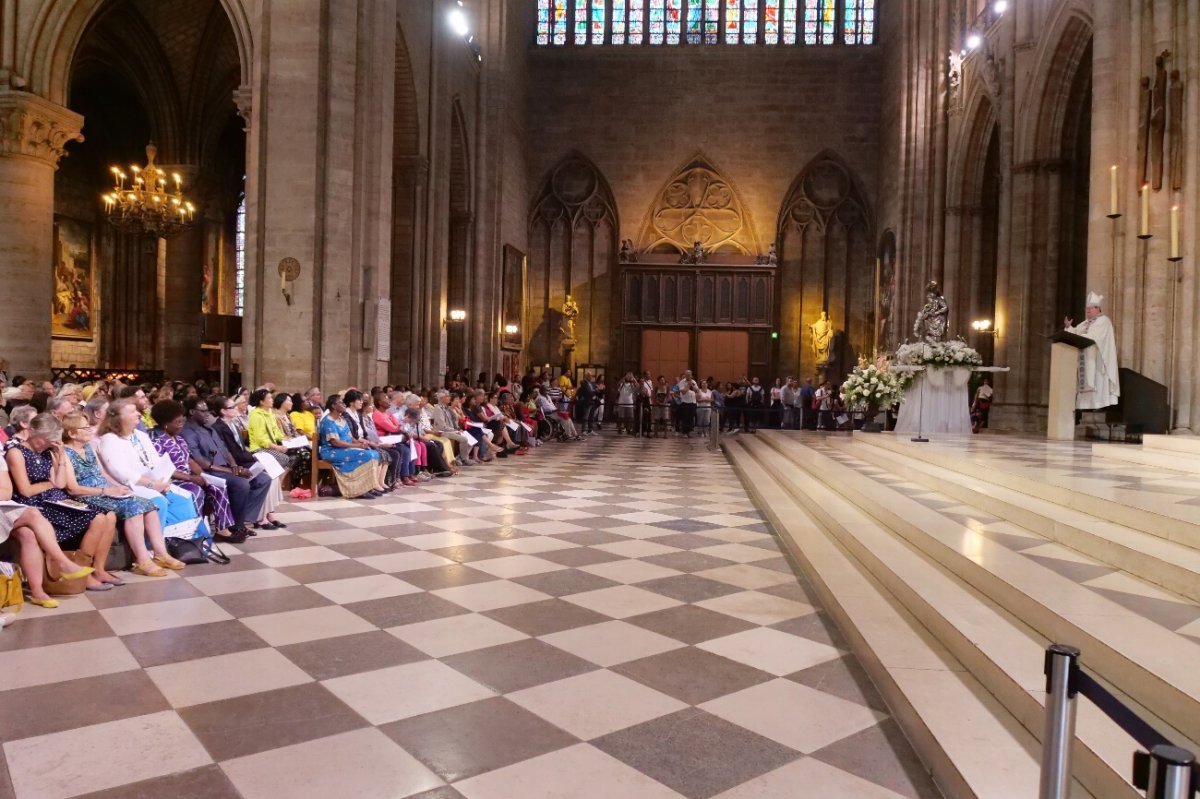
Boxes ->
[157,165,205,381]
[0,91,83,377]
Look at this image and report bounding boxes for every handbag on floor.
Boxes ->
[43,550,92,596]
[0,562,23,611]
[165,536,230,565]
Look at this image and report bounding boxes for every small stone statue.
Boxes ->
[913,281,949,343]
[679,240,706,265]
[810,311,833,365]
[619,239,638,263]
[756,243,777,266]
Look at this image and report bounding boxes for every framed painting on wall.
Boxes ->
[51,216,95,340]
[501,244,526,352]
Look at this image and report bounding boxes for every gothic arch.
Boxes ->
[527,153,619,370]
[775,150,874,381]
[1018,8,1093,162]
[638,153,758,255]
[21,0,251,107]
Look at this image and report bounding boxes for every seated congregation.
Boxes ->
[0,373,591,623]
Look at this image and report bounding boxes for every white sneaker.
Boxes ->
[0,613,15,629]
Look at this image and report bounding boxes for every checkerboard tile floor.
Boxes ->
[0,432,940,799]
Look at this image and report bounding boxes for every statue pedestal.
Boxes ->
[894,368,972,435]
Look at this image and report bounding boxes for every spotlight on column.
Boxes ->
[971,319,998,336]
[448,6,469,38]
[504,323,519,335]
[966,33,983,51]
[992,0,1008,14]
[448,309,467,322]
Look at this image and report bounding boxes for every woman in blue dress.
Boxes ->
[5,413,118,592]
[318,394,383,499]
[61,412,184,577]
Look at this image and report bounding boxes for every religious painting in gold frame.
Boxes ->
[51,216,96,340]
[501,244,525,352]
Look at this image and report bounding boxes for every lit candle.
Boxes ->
[1140,184,1150,237]
[1171,205,1180,258]
[1109,165,1118,216]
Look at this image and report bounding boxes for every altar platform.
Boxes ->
[725,429,1200,799]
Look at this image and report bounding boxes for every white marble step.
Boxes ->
[723,439,1088,799]
[1143,434,1200,456]
[751,434,1200,773]
[852,432,1200,551]
[832,437,1200,604]
[1093,443,1200,474]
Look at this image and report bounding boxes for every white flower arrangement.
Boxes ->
[893,339,983,370]
[842,356,905,411]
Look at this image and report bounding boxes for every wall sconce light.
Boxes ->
[971,319,998,335]
[444,309,466,327]
[504,322,519,335]
[992,0,1008,14]
[965,33,982,51]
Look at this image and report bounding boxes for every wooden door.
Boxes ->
[698,330,749,385]
[641,329,691,381]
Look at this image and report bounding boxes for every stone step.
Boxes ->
[852,432,1200,552]
[1143,434,1200,456]
[723,438,1088,799]
[1093,443,1200,475]
[830,437,1200,604]
[748,432,1200,795]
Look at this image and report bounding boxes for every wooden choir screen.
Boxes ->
[697,330,749,385]
[640,329,691,381]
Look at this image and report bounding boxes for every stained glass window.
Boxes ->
[537,0,550,45]
[843,0,875,44]
[552,0,567,44]
[742,0,758,44]
[725,0,740,43]
[804,0,835,44]
[612,0,627,44]
[704,0,720,43]
[575,0,588,44]
[234,194,246,318]
[649,0,665,44]
[666,0,682,44]
[782,0,798,43]
[591,0,606,44]
[764,0,780,44]
[629,0,645,43]
[686,0,703,44]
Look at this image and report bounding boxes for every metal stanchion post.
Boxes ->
[1040,644,1081,799]
[1145,745,1195,799]
[708,407,721,451]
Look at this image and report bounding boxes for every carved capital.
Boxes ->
[232,85,252,131]
[0,91,84,168]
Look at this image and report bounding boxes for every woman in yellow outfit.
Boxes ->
[246,390,292,522]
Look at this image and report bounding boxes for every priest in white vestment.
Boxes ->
[1063,291,1120,409]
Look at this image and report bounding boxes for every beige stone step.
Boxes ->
[1143,434,1200,456]
[1093,442,1200,474]
[746,433,1200,795]
[723,438,1089,799]
[828,436,1200,604]
[851,432,1200,551]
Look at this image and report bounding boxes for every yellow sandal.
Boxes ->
[152,555,186,571]
[130,562,169,578]
[27,597,59,609]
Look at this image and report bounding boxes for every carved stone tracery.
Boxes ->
[639,155,758,255]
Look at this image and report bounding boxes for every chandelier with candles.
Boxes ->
[101,142,196,239]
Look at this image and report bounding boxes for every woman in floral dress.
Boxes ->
[148,400,235,533]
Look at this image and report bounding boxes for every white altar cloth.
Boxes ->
[894,367,973,435]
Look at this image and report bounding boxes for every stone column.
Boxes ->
[156,164,205,381]
[0,91,83,377]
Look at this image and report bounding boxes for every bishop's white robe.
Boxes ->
[1066,314,1120,409]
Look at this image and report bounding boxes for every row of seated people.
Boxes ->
[0,377,578,618]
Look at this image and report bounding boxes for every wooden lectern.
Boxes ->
[1047,331,1095,441]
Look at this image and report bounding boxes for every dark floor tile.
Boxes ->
[210,585,332,619]
[1025,555,1115,584]
[592,708,800,799]
[626,605,757,645]
[753,556,801,575]
[182,552,270,576]
[279,630,428,680]
[637,574,744,603]
[0,747,13,799]
[237,534,317,553]
[0,610,113,652]
[812,718,942,799]
[757,580,818,605]
[74,765,240,799]
[511,569,620,598]
[381,697,578,782]
[273,520,347,534]
[648,521,725,535]
[430,543,520,563]
[641,551,736,573]
[459,527,535,543]
[121,619,268,668]
[345,592,470,628]
[320,506,393,519]
[328,539,417,558]
[442,639,597,693]
[398,564,499,591]
[550,530,628,546]
[84,577,202,609]
[0,669,168,740]
[179,683,368,761]
[406,788,466,799]
[483,599,610,636]
[786,655,888,713]
[275,559,379,584]
[770,611,849,649]
[613,646,773,705]
[536,547,624,568]
[1089,587,1200,631]
[367,523,433,538]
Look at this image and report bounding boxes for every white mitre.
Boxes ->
[1086,291,1104,308]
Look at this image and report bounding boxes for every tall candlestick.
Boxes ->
[1170,205,1180,259]
[1140,184,1150,237]
[1110,165,1118,216]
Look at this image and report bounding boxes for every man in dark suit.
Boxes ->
[181,396,271,538]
